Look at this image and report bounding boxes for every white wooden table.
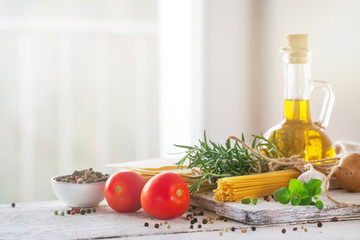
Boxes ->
[1,200,360,240]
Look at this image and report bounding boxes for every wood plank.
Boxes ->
[191,189,360,225]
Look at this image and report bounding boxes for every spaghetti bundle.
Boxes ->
[214,169,300,202]
[106,158,217,193]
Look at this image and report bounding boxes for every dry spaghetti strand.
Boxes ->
[214,169,300,202]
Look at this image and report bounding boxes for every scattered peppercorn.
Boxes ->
[198,224,202,229]
[317,222,323,227]
[266,198,270,202]
[61,211,65,216]
[293,227,298,231]
[231,227,236,232]
[191,205,197,209]
[263,196,268,200]
[154,223,159,228]
[331,217,338,222]
[11,203,15,208]
[219,231,223,236]
[251,226,256,231]
[224,218,228,222]
[87,209,91,214]
[54,210,58,215]
[304,228,308,232]
[71,210,75,215]
[193,212,197,216]
[281,229,286,234]
[67,210,71,214]
[241,229,247,233]
[92,208,96,213]
[160,222,163,226]
[190,219,195,224]
[144,222,149,227]
[193,218,198,223]
[164,220,168,224]
[167,225,171,229]
[199,211,204,216]
[301,225,304,229]
[219,216,224,220]
[190,225,194,229]
[224,227,228,232]
[80,209,86,215]
[188,208,192,212]
[202,219,208,224]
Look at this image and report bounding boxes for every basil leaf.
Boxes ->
[314,186,322,196]
[241,198,251,204]
[252,198,258,205]
[288,179,304,195]
[291,196,301,206]
[274,187,291,204]
[304,179,322,196]
[316,200,324,210]
[298,188,309,199]
[299,197,312,206]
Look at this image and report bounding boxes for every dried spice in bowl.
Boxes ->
[54,168,109,183]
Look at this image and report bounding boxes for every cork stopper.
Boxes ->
[285,34,308,63]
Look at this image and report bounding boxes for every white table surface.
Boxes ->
[1,200,359,240]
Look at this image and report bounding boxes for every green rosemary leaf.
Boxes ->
[225,138,231,150]
[174,144,195,150]
[251,137,256,149]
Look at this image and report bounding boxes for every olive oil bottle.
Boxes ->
[265,34,335,161]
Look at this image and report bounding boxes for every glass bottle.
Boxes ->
[265,34,335,161]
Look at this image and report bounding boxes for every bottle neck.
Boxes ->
[282,60,313,122]
[283,99,312,121]
[283,62,312,100]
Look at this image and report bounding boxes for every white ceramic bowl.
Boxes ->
[51,176,106,207]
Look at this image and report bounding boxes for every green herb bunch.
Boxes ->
[273,178,324,210]
[175,131,285,195]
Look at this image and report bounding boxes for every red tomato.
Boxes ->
[140,172,190,219]
[105,171,145,213]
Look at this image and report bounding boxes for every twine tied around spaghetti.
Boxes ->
[229,135,356,207]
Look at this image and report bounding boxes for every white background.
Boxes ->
[0,0,359,203]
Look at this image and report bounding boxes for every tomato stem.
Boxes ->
[115,186,121,193]
[176,189,182,197]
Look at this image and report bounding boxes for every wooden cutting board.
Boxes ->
[191,189,360,225]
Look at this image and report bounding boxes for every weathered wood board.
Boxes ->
[191,189,360,225]
[2,200,360,240]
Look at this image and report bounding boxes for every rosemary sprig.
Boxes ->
[175,131,285,195]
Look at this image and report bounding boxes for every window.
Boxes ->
[0,0,159,202]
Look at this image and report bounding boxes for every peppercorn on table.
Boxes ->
[1,199,360,240]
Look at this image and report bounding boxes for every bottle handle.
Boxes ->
[312,79,335,129]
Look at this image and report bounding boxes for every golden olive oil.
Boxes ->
[267,99,335,161]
